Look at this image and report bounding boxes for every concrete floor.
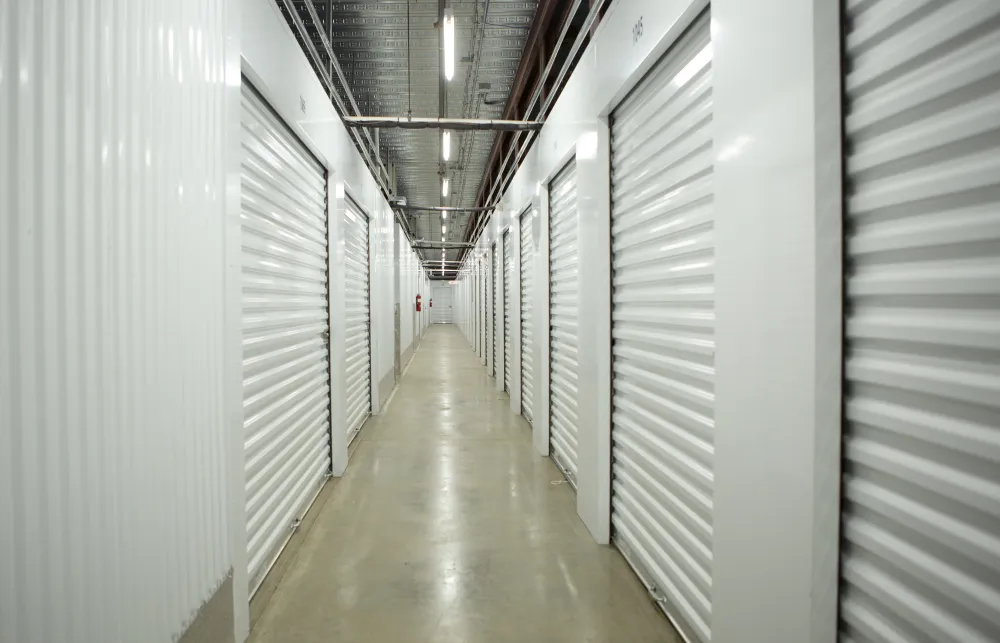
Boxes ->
[249,325,680,643]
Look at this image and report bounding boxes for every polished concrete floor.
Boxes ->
[249,325,680,643]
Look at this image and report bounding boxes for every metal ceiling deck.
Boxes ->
[285,1,538,274]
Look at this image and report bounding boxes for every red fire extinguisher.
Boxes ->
[415,294,422,312]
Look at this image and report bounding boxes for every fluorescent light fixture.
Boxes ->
[442,225,447,233]
[442,130,451,161]
[442,177,450,197]
[442,212,448,219]
[443,8,455,81]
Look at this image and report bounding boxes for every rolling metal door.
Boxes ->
[241,83,331,595]
[503,231,512,393]
[344,197,371,444]
[487,253,492,370]
[520,208,535,423]
[492,243,499,378]
[548,161,580,485]
[481,259,487,359]
[474,263,479,347]
[432,286,454,323]
[840,3,1000,642]
[609,14,714,642]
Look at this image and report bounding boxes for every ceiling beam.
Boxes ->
[342,116,544,130]
[398,204,498,212]
[412,241,475,249]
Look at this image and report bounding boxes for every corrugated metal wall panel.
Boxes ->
[521,208,536,423]
[610,14,714,643]
[504,231,512,393]
[549,161,580,485]
[0,1,233,641]
[241,83,331,595]
[344,197,372,444]
[840,2,1000,642]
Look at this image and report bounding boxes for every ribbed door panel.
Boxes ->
[492,243,499,378]
[521,209,536,423]
[504,231,512,393]
[549,161,580,484]
[241,84,331,594]
[840,3,1000,642]
[609,14,714,642]
[432,286,454,323]
[482,259,487,359]
[344,198,371,444]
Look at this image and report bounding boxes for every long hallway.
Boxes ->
[249,325,678,643]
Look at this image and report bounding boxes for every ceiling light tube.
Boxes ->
[443,8,455,81]
[442,177,450,197]
[442,130,451,161]
[442,225,447,233]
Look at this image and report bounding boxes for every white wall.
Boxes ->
[372,197,396,409]
[711,2,842,641]
[422,268,428,329]
[413,251,423,340]
[456,0,842,641]
[397,225,414,356]
[1,1,240,642]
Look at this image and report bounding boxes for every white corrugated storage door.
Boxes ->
[492,243,499,378]
[609,14,714,642]
[482,258,487,358]
[548,161,579,486]
[503,231,512,393]
[344,197,371,444]
[480,260,486,357]
[432,285,454,323]
[840,3,1000,642]
[241,83,331,595]
[520,208,535,423]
